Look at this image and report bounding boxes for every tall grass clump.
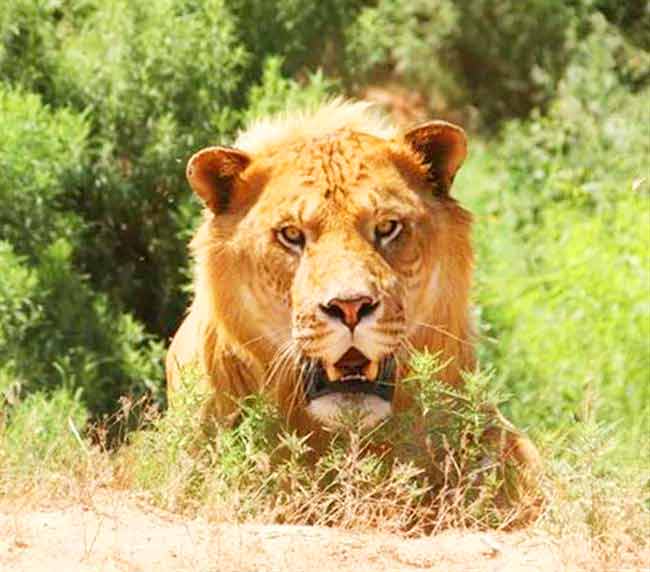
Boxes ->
[124,354,537,532]
[0,386,96,499]
[540,412,650,566]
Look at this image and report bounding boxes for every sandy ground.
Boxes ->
[0,492,644,572]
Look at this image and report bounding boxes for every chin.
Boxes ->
[305,393,392,430]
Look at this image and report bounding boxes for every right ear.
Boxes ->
[186,146,251,213]
[403,121,467,195]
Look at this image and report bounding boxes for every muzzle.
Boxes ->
[302,355,397,403]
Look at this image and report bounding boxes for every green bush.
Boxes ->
[244,57,336,123]
[464,18,650,460]
[345,0,461,100]
[0,86,86,258]
[0,236,164,415]
[43,0,251,335]
[228,0,361,79]
[0,242,40,392]
[345,1,650,126]
[346,0,580,124]
[596,0,650,50]
[0,87,164,414]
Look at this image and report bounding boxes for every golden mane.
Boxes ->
[235,98,396,155]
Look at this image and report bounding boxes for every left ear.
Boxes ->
[186,146,252,213]
[403,120,468,195]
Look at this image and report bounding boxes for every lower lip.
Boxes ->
[303,358,396,403]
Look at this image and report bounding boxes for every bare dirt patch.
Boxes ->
[1,490,635,572]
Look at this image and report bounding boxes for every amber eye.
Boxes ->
[375,220,403,246]
[276,225,305,253]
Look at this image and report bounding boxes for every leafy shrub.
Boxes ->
[346,0,581,123]
[0,87,164,415]
[45,0,251,335]
[0,237,164,415]
[345,1,649,126]
[244,57,336,123]
[0,242,40,393]
[0,86,86,258]
[0,0,63,100]
[595,0,650,50]
[465,17,650,460]
[228,0,361,79]
[345,0,461,103]
[449,0,585,124]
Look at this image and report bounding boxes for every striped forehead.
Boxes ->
[260,130,423,225]
[278,182,421,230]
[298,130,368,198]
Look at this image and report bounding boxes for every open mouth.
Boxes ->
[302,348,397,403]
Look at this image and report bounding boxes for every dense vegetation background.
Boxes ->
[0,0,648,476]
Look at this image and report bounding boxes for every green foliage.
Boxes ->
[43,0,250,335]
[346,1,650,126]
[0,242,40,392]
[463,17,650,460]
[403,353,505,454]
[244,57,336,123]
[345,0,459,90]
[0,237,164,415]
[0,86,86,257]
[228,0,361,78]
[0,0,62,99]
[595,0,650,50]
[346,0,578,123]
[0,85,163,414]
[451,0,591,124]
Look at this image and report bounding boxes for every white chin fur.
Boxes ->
[305,394,392,430]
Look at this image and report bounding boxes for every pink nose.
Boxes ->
[320,296,379,331]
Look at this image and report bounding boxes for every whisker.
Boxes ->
[287,366,305,418]
[240,327,290,349]
[293,333,323,342]
[415,321,473,347]
[395,337,417,374]
[263,339,296,392]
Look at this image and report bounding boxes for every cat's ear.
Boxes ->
[403,121,467,194]
[186,146,251,212]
